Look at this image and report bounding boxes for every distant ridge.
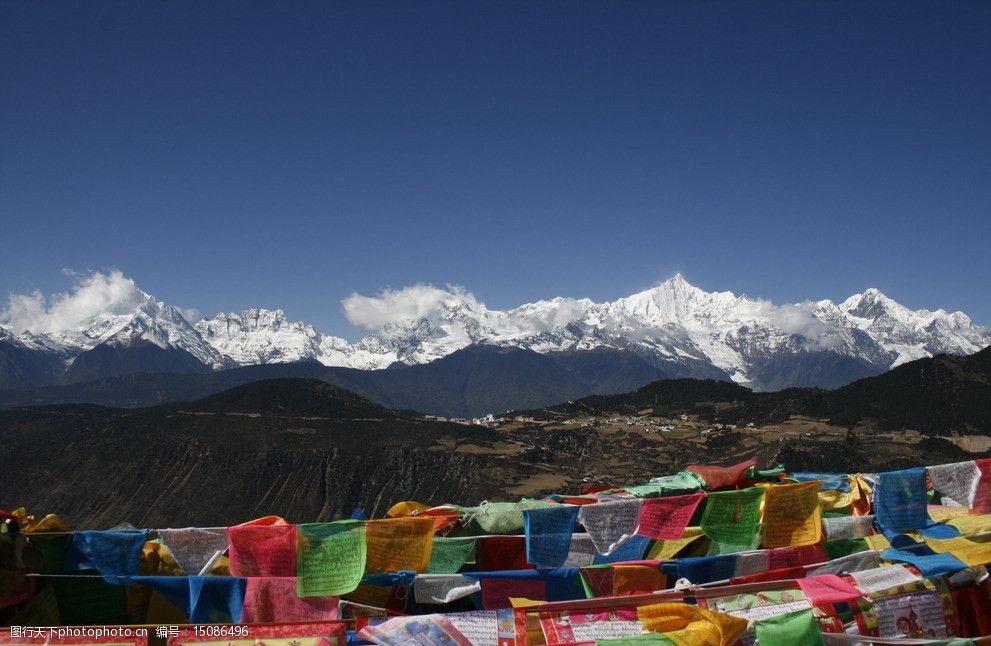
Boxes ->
[176,378,397,419]
[532,346,991,435]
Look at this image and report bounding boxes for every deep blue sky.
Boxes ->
[2,1,989,335]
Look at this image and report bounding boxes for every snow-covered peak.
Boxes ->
[5,272,989,388]
[195,308,351,367]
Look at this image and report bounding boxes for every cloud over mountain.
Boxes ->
[1,270,144,334]
[341,284,483,330]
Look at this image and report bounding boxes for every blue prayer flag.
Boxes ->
[524,505,580,568]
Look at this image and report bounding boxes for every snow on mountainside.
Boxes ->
[1,277,225,369]
[194,275,990,389]
[3,273,989,390]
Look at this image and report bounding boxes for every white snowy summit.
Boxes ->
[0,271,224,369]
[2,272,988,391]
[192,274,990,389]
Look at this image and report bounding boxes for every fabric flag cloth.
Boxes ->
[923,536,991,568]
[848,564,921,594]
[928,461,982,509]
[226,523,297,577]
[700,487,764,554]
[188,575,245,623]
[974,458,991,513]
[730,565,806,585]
[562,533,597,568]
[796,574,863,605]
[767,545,828,570]
[637,602,748,646]
[578,498,644,555]
[524,505,580,567]
[426,537,476,574]
[754,608,824,645]
[474,500,555,534]
[807,550,881,576]
[637,492,705,540]
[476,536,533,571]
[242,577,339,621]
[413,574,482,605]
[793,472,852,492]
[364,517,436,573]
[580,565,617,598]
[296,521,366,597]
[665,554,737,584]
[0,570,35,609]
[762,481,823,548]
[593,535,652,564]
[874,468,960,540]
[467,568,583,609]
[822,538,870,560]
[646,527,706,561]
[124,575,191,616]
[158,528,228,576]
[125,574,244,623]
[63,530,149,579]
[612,564,666,595]
[629,471,706,498]
[880,546,967,578]
[734,550,770,577]
[823,515,874,541]
[687,457,757,490]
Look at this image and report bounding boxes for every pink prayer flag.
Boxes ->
[637,493,705,539]
[227,524,297,577]
[796,574,863,605]
[242,577,339,622]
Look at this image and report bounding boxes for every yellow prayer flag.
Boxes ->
[646,526,706,561]
[864,534,890,551]
[924,536,991,567]
[928,506,972,522]
[509,597,542,608]
[948,513,991,536]
[762,481,822,548]
[638,602,748,646]
[365,516,436,573]
[817,478,859,510]
[387,501,431,518]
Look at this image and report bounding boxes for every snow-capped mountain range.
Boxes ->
[2,274,988,392]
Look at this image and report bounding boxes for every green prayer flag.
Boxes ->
[754,608,824,645]
[426,537,476,574]
[822,538,869,559]
[701,487,764,555]
[625,471,705,498]
[297,520,366,597]
[474,500,555,534]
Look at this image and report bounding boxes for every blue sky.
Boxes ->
[2,1,989,335]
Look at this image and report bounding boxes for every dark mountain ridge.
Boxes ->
[528,346,991,435]
[0,344,719,417]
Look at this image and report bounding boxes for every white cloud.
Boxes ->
[1,270,146,334]
[180,307,203,324]
[507,298,587,333]
[758,300,841,349]
[341,284,481,330]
